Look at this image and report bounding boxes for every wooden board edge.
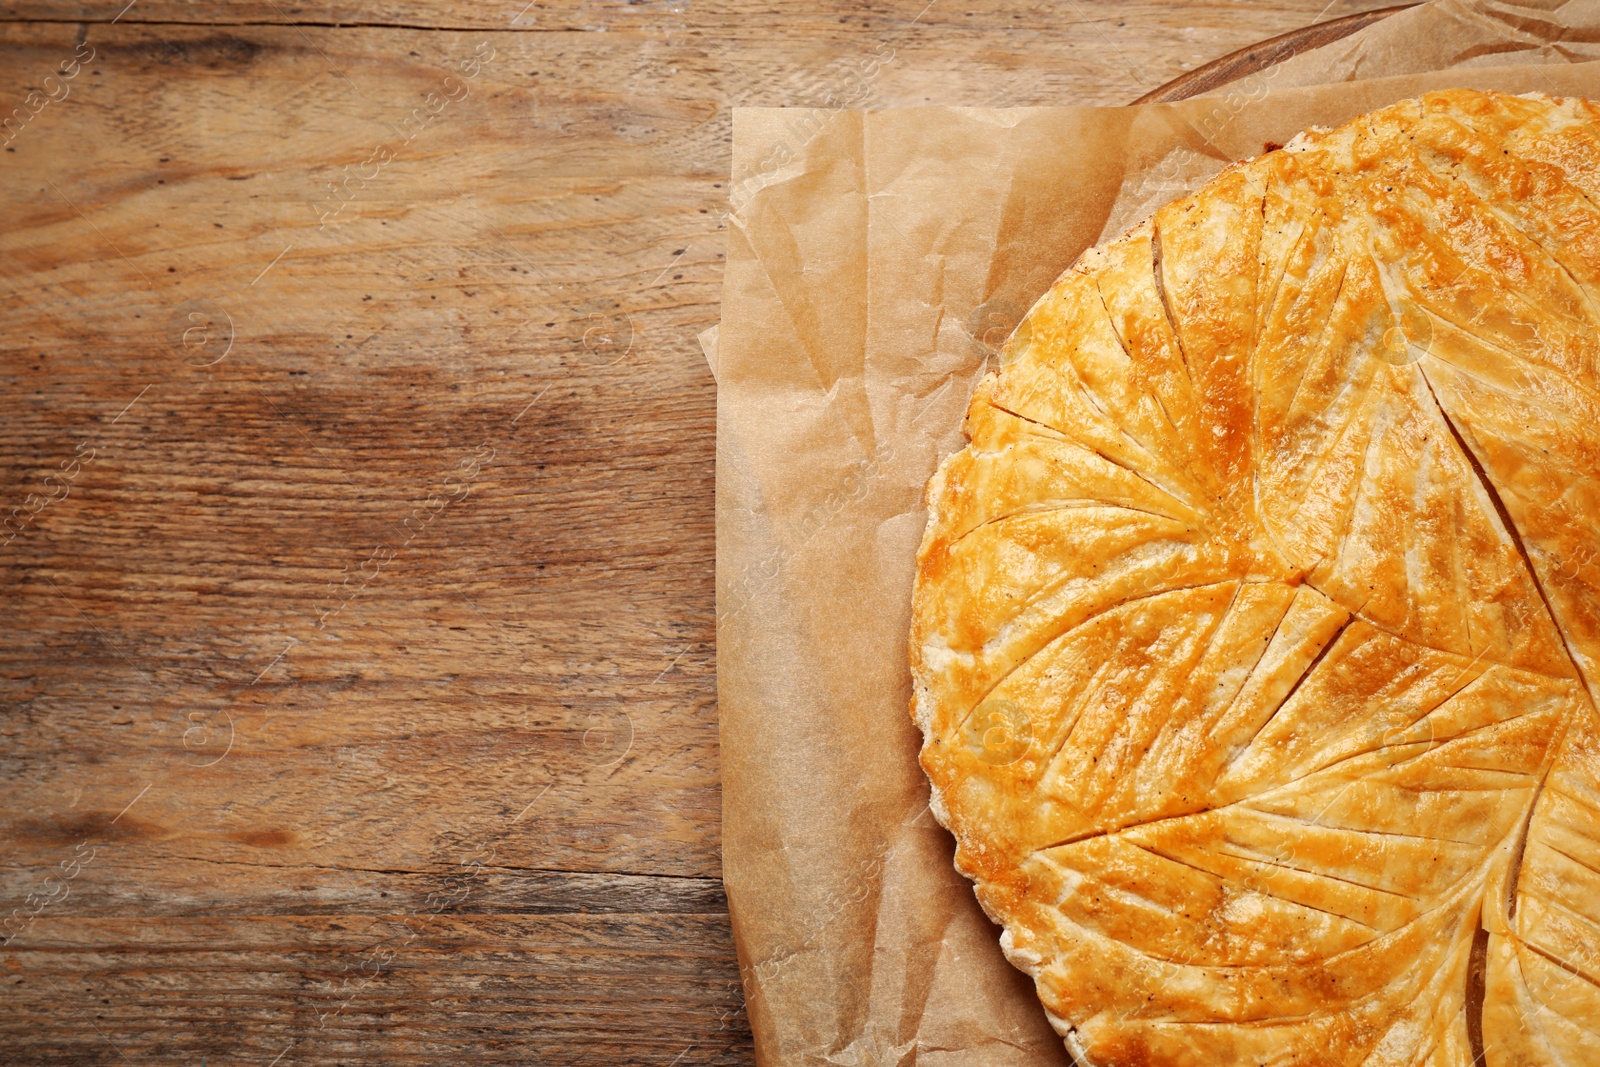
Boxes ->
[1135,4,1420,105]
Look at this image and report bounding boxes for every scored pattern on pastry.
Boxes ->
[909,90,1600,1067]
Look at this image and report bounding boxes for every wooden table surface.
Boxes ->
[0,2,1400,1063]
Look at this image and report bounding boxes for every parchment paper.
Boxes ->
[715,4,1600,1064]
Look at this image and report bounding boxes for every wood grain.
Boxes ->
[0,3,1403,1063]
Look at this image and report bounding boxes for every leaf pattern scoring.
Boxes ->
[910,90,1600,1067]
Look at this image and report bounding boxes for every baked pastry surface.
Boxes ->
[909,89,1600,1066]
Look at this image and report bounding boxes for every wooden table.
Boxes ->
[0,2,1400,1062]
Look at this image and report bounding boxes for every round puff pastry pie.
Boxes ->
[910,89,1600,1066]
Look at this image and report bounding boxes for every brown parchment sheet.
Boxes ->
[715,4,1600,1064]
[1260,0,1600,92]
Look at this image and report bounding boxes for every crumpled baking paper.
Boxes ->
[714,3,1600,1063]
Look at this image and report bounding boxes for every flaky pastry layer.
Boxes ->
[910,89,1600,1067]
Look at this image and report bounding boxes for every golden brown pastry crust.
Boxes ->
[909,89,1600,1067]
